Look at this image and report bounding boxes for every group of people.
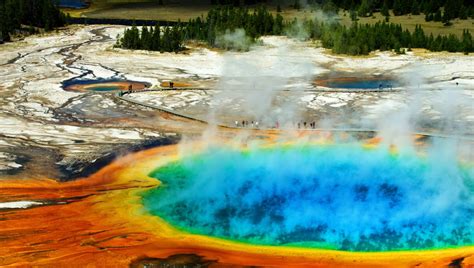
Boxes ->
[297,121,317,129]
[235,120,259,128]
[233,120,319,130]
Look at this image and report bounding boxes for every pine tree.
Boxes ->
[459,8,468,20]
[461,30,473,54]
[161,26,171,52]
[0,2,8,42]
[293,0,300,10]
[434,9,442,21]
[411,0,420,15]
[350,9,358,21]
[381,0,390,17]
[358,0,371,17]
[151,24,161,51]
[443,0,460,22]
[401,0,411,15]
[141,26,151,50]
[393,0,402,16]
[412,25,426,48]
[125,24,140,49]
[425,13,433,21]
[5,0,20,33]
[273,14,284,35]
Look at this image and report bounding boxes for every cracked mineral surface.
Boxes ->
[0,25,473,179]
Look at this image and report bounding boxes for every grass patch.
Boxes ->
[339,11,474,38]
[64,2,473,38]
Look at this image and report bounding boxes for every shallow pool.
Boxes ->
[143,144,474,251]
[326,79,397,89]
[62,78,150,92]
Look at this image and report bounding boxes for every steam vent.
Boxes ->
[1,1,473,267]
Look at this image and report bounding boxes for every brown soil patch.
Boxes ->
[160,81,194,88]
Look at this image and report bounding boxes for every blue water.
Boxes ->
[89,86,121,92]
[58,0,87,8]
[62,78,121,87]
[143,144,474,251]
[327,79,397,89]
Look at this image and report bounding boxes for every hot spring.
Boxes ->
[326,79,397,90]
[315,76,399,90]
[143,143,474,252]
[62,78,151,92]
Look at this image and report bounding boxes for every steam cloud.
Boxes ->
[216,28,253,51]
[145,8,474,252]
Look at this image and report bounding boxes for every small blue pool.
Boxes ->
[327,79,398,90]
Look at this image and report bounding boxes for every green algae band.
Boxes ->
[143,144,474,251]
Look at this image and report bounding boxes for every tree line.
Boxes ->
[300,19,473,55]
[116,5,472,55]
[208,0,473,24]
[304,0,473,23]
[116,6,284,51]
[185,6,284,46]
[115,23,185,52]
[0,0,67,42]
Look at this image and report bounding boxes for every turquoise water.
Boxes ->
[89,86,120,92]
[142,144,474,251]
[327,79,397,89]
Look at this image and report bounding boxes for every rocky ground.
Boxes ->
[0,24,472,180]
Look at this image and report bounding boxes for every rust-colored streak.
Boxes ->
[160,81,194,88]
[64,81,149,92]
